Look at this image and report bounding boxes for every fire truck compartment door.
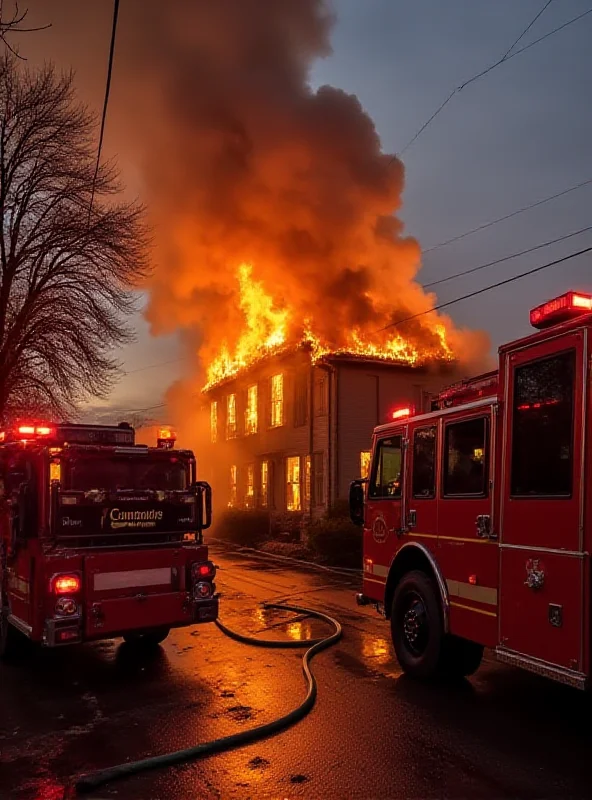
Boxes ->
[499,331,585,671]
[83,549,190,637]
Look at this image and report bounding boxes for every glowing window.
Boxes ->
[245,463,255,507]
[210,401,218,443]
[286,456,301,511]
[270,374,283,427]
[226,393,237,439]
[360,451,371,479]
[261,460,269,508]
[229,464,237,507]
[245,385,258,435]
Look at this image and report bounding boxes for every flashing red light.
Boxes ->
[52,574,81,595]
[192,561,216,580]
[530,291,592,330]
[469,574,478,586]
[17,424,53,437]
[392,407,412,421]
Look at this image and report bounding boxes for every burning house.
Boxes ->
[202,344,451,522]
[195,264,456,525]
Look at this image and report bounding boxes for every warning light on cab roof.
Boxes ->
[530,291,592,330]
[157,427,176,449]
[392,407,412,421]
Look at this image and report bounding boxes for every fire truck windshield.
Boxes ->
[64,455,188,492]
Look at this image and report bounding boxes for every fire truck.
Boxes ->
[350,290,592,689]
[0,421,217,657]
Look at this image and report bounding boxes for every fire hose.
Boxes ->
[74,603,342,794]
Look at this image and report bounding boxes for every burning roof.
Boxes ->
[203,263,454,391]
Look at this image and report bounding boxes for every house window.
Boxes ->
[511,351,575,497]
[260,460,269,508]
[245,384,258,435]
[312,451,325,507]
[314,376,327,416]
[360,451,371,479]
[245,463,255,508]
[270,373,283,427]
[294,370,308,427]
[304,454,311,510]
[286,456,301,511]
[229,464,237,507]
[210,400,218,443]
[443,418,488,497]
[226,393,237,439]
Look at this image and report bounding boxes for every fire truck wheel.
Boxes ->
[391,570,444,679]
[441,635,484,678]
[122,627,171,647]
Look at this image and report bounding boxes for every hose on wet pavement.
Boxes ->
[74,603,342,794]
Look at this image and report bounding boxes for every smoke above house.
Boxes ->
[25,0,489,437]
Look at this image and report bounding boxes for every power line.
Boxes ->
[122,357,185,376]
[399,5,592,156]
[88,0,120,225]
[423,224,592,289]
[500,0,554,60]
[422,176,592,254]
[378,246,592,333]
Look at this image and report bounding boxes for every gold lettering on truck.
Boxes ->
[108,508,164,529]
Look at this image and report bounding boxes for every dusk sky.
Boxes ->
[21,0,592,423]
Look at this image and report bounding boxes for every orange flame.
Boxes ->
[204,262,454,390]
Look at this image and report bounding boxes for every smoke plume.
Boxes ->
[25,0,489,435]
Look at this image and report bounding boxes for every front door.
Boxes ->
[363,431,405,601]
[499,332,585,673]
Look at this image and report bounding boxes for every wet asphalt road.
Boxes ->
[2,544,592,800]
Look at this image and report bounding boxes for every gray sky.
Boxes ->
[15,0,592,420]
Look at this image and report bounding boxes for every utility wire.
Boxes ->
[122,357,185,376]
[88,0,120,225]
[422,176,592,254]
[398,4,591,156]
[378,246,592,333]
[423,224,592,289]
[501,0,554,60]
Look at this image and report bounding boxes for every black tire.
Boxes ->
[123,627,170,646]
[441,635,484,678]
[391,570,445,679]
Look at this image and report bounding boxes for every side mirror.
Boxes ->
[349,480,365,527]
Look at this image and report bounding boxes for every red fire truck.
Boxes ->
[350,290,592,689]
[0,421,217,657]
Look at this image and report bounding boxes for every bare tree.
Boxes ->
[0,56,150,423]
[0,2,50,58]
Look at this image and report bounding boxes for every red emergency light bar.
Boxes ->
[392,407,412,421]
[530,291,592,330]
[0,422,135,446]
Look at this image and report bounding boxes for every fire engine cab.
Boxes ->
[350,290,592,689]
[0,421,217,657]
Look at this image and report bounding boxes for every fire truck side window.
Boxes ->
[443,418,488,497]
[412,426,437,498]
[369,437,402,499]
[511,350,575,497]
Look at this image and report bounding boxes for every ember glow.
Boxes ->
[204,262,454,390]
